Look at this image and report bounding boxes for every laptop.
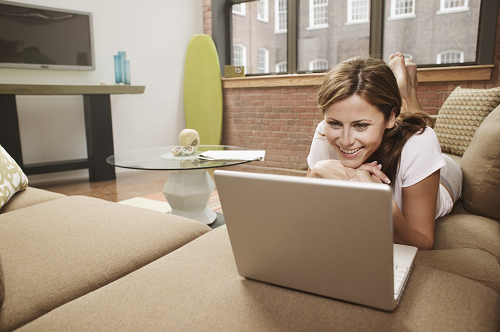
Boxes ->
[214,170,417,311]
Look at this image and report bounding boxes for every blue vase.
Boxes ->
[124,60,131,85]
[114,55,122,84]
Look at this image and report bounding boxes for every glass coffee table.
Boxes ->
[107,145,255,225]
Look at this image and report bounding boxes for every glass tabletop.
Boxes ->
[106,145,255,171]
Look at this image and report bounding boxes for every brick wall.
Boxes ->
[206,4,500,171]
[222,87,323,171]
[203,0,212,36]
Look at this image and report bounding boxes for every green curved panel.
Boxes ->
[183,34,223,145]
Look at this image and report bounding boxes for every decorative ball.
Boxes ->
[179,129,200,151]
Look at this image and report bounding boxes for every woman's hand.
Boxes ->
[350,169,383,184]
[308,160,356,180]
[357,161,391,184]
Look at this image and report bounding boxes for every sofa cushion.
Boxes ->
[434,86,500,156]
[0,255,4,310]
[15,229,500,332]
[415,213,500,294]
[0,145,28,209]
[0,196,211,332]
[460,104,500,220]
[0,187,66,214]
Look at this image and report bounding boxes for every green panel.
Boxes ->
[183,34,223,145]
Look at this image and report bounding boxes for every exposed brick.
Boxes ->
[417,92,439,99]
[281,100,299,106]
[249,100,265,107]
[265,100,282,106]
[272,94,289,100]
[280,113,296,119]
[289,94,307,100]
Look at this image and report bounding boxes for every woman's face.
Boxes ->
[324,95,395,169]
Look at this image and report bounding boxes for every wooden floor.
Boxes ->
[31,165,307,202]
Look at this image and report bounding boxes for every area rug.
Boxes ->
[118,191,222,214]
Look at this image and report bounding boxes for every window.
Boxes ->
[309,59,328,71]
[389,0,416,20]
[232,3,246,16]
[437,0,469,14]
[308,0,328,29]
[214,0,497,75]
[436,51,464,64]
[275,61,287,73]
[347,0,370,24]
[257,48,269,73]
[275,0,287,32]
[257,0,269,22]
[233,43,247,68]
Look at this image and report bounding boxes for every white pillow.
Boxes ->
[0,145,28,208]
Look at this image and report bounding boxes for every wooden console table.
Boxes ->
[0,83,145,181]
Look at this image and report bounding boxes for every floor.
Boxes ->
[31,164,307,202]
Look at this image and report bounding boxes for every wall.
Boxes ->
[211,3,500,171]
[0,0,204,182]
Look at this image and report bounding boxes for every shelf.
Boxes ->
[0,83,146,95]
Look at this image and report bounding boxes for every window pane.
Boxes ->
[384,0,480,65]
[298,0,370,72]
[231,1,287,74]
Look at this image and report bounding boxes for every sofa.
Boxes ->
[1,100,500,332]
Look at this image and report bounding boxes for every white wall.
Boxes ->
[0,0,204,183]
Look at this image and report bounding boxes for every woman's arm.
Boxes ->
[393,170,440,250]
[308,160,389,182]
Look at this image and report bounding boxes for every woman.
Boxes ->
[307,53,462,250]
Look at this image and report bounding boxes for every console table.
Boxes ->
[0,83,145,181]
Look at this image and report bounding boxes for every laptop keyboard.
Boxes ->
[394,263,410,298]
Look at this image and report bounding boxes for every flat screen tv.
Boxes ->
[0,1,94,70]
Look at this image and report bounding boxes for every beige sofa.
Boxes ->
[1,105,500,331]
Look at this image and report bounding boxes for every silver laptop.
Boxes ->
[214,170,417,311]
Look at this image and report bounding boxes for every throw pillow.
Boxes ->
[0,145,28,209]
[460,104,500,220]
[434,86,500,156]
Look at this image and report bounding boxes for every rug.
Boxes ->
[118,191,222,214]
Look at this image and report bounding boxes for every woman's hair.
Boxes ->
[317,56,432,184]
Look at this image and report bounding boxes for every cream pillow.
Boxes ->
[434,86,500,156]
[0,145,28,209]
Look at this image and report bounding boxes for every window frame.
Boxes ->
[257,0,269,22]
[257,47,270,73]
[347,0,370,25]
[232,2,246,15]
[308,0,329,30]
[275,0,288,33]
[212,0,498,76]
[437,0,469,15]
[436,50,465,64]
[233,43,247,68]
[309,59,328,71]
[389,0,416,20]
[275,61,288,73]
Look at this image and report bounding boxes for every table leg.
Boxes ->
[0,94,24,166]
[83,94,116,181]
[162,169,217,224]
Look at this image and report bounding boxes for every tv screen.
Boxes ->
[0,1,94,70]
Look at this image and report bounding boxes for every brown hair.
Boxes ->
[317,56,432,185]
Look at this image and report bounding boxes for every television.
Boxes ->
[0,1,94,70]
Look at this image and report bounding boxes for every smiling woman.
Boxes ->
[307,54,463,250]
